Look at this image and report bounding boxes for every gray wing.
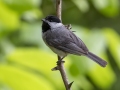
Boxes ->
[45,26,89,55]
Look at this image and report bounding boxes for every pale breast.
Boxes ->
[49,46,67,58]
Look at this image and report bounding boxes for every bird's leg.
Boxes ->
[64,24,76,32]
[65,24,72,30]
[51,56,65,71]
[57,56,65,65]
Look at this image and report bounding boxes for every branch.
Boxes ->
[51,0,73,90]
[56,0,62,20]
[52,56,73,90]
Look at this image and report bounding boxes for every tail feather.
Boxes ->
[86,52,107,67]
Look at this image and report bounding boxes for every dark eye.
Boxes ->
[49,20,52,22]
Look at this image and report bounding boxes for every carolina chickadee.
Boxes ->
[41,15,107,67]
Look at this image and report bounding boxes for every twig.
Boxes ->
[56,0,62,20]
[51,0,73,90]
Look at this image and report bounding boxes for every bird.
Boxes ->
[41,15,107,67]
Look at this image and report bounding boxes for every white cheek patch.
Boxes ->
[50,23,63,28]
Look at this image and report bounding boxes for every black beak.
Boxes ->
[41,19,46,22]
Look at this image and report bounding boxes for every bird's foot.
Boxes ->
[56,60,65,65]
[65,24,72,30]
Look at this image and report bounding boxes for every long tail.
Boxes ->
[86,52,107,67]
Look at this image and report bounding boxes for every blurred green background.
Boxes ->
[0,0,120,90]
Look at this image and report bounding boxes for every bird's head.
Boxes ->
[42,15,62,33]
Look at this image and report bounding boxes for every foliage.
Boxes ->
[0,0,120,90]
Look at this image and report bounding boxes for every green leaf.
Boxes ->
[7,48,71,89]
[1,0,41,13]
[0,1,19,30]
[103,28,120,68]
[18,22,43,46]
[0,65,54,90]
[88,63,116,89]
[92,0,119,17]
[72,0,89,13]
[7,48,57,74]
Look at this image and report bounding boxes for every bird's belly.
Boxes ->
[49,46,67,58]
